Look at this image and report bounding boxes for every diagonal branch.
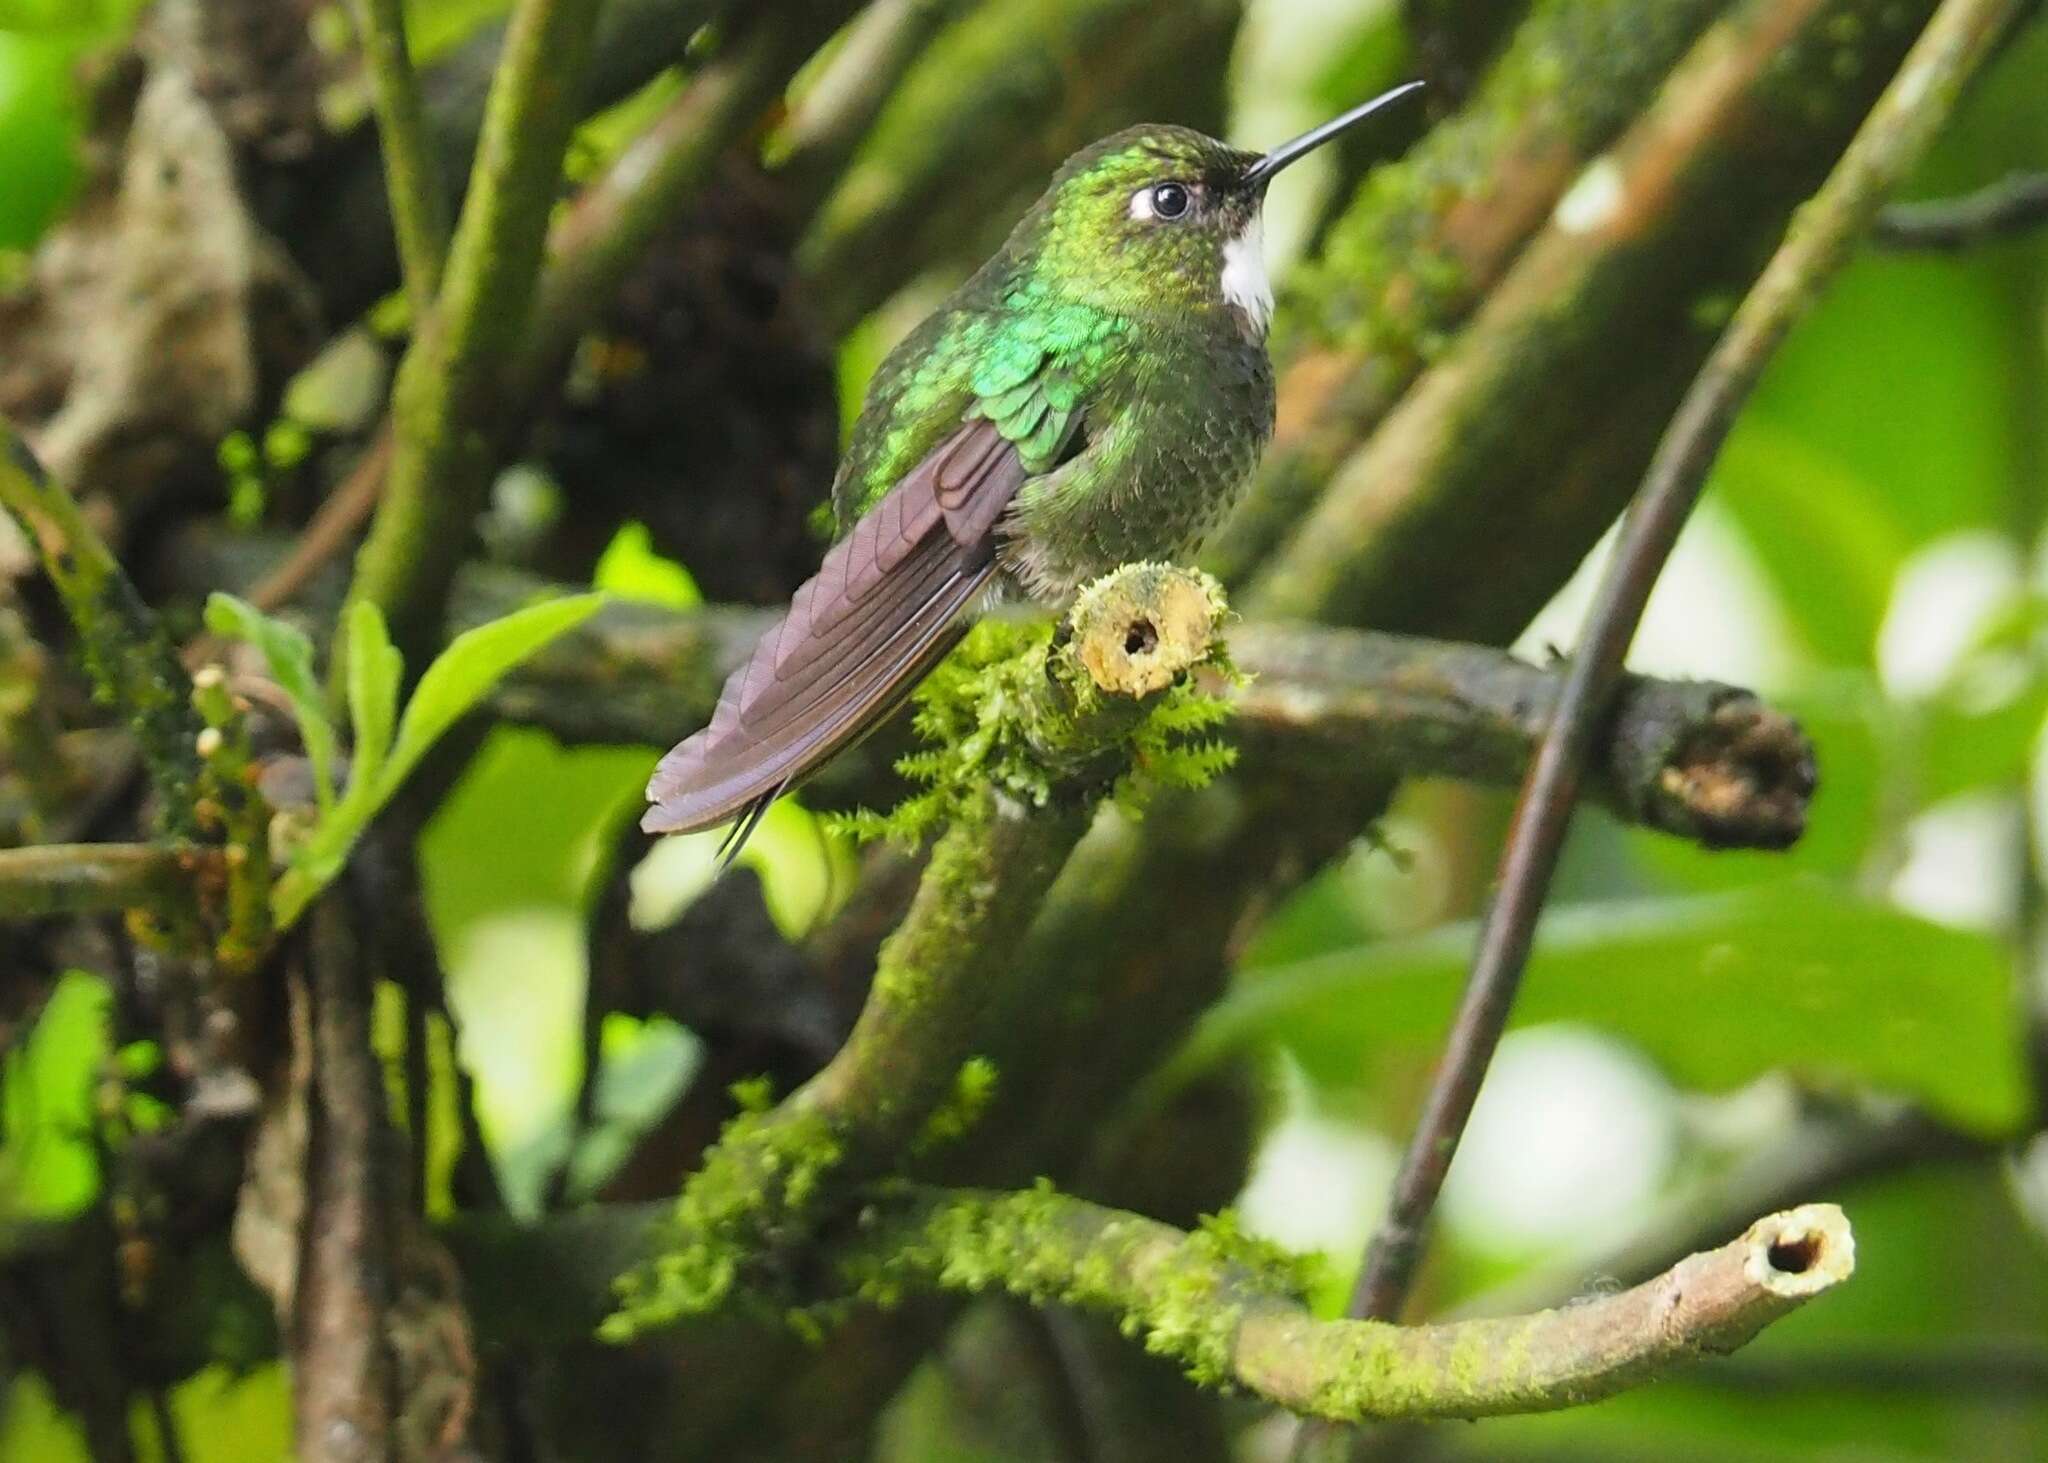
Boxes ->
[607,566,1232,1334]
[346,0,449,308]
[1340,0,2028,1350]
[342,0,604,666]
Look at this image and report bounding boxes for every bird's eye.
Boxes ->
[1150,182,1191,219]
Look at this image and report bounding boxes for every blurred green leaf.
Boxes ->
[383,593,604,794]
[344,598,403,793]
[403,0,514,63]
[1171,882,2029,1137]
[592,520,701,610]
[0,33,80,250]
[205,593,338,811]
[1712,422,1912,667]
[0,971,109,1225]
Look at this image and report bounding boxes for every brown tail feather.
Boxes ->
[642,415,1033,841]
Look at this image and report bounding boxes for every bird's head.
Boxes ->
[1013,82,1424,336]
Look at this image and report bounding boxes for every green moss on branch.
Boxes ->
[0,425,205,838]
[607,565,1234,1334]
[464,1186,1855,1422]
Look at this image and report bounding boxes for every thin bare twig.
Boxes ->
[245,428,392,614]
[1337,0,2027,1352]
[0,843,217,922]
[1874,170,2048,250]
[346,0,449,308]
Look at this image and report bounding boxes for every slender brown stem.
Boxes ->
[294,899,399,1461]
[1337,0,2026,1351]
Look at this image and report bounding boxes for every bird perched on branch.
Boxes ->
[645,83,1425,851]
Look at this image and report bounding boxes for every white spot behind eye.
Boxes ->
[1128,187,1158,221]
[1222,215,1273,334]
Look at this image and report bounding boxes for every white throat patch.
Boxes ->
[1220,216,1273,334]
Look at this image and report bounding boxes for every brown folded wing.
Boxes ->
[642,416,1031,839]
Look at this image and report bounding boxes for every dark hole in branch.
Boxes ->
[1766,1233,1821,1274]
[1124,619,1158,657]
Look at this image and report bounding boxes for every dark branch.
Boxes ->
[1874,171,2048,250]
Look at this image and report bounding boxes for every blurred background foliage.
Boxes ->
[2,0,2046,1458]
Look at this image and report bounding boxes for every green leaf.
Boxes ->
[1712,422,1912,667]
[343,598,403,795]
[268,595,603,933]
[378,593,604,799]
[204,592,338,811]
[1,971,110,1223]
[592,521,701,609]
[1167,882,2029,1138]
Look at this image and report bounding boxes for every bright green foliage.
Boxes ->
[205,591,603,930]
[591,520,702,609]
[602,1104,847,1337]
[912,1056,1000,1155]
[0,972,109,1224]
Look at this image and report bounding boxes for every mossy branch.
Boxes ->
[608,564,1233,1334]
[0,425,205,838]
[461,1186,1855,1422]
[343,0,604,665]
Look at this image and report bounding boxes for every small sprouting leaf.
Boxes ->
[204,592,338,811]
[379,593,604,798]
[593,521,700,609]
[344,599,403,794]
[265,595,603,935]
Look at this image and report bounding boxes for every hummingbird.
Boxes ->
[644,82,1425,848]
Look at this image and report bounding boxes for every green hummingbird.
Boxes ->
[645,82,1424,848]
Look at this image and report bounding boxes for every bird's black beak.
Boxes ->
[1240,80,1425,191]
